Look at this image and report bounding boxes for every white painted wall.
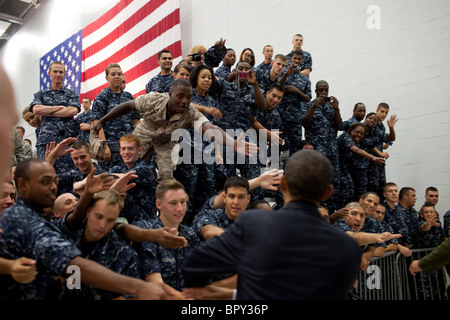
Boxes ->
[1,0,449,217]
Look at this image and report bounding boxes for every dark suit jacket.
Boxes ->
[182,200,362,300]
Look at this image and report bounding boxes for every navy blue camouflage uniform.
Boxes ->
[91,88,140,169]
[191,195,234,239]
[367,122,389,196]
[57,213,142,300]
[215,63,232,81]
[215,79,263,201]
[254,62,274,93]
[350,129,378,200]
[361,215,387,250]
[340,116,360,133]
[337,133,356,208]
[57,163,107,196]
[0,198,82,300]
[414,216,446,300]
[145,72,174,94]
[395,203,419,247]
[30,86,80,174]
[191,195,236,281]
[286,50,312,76]
[190,44,227,71]
[173,88,218,225]
[110,158,157,221]
[132,218,199,291]
[255,106,286,208]
[277,69,311,155]
[444,210,450,238]
[75,109,94,142]
[383,201,410,245]
[301,99,340,212]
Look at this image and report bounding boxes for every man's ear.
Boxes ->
[279,176,287,193]
[320,184,334,201]
[155,199,161,211]
[16,177,27,195]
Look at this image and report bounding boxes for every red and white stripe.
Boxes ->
[80,0,182,101]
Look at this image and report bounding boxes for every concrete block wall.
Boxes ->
[179,0,450,218]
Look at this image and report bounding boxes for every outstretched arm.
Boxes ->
[346,231,401,246]
[349,145,385,164]
[65,168,117,230]
[114,224,188,249]
[90,100,136,137]
[386,114,398,142]
[45,137,78,166]
[0,257,38,284]
[201,123,258,157]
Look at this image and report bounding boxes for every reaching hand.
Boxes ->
[208,107,222,120]
[235,132,258,156]
[247,70,257,85]
[409,260,422,275]
[330,96,339,109]
[110,170,138,194]
[387,114,398,128]
[9,257,38,284]
[376,232,402,243]
[257,169,282,191]
[371,156,386,164]
[90,121,103,138]
[215,37,226,48]
[45,137,77,161]
[85,167,116,195]
[103,145,111,162]
[154,227,188,249]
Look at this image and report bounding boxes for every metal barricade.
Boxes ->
[357,248,449,300]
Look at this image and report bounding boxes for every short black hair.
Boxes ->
[284,150,333,202]
[268,84,284,94]
[224,176,249,194]
[171,78,192,91]
[399,187,415,200]
[249,199,271,209]
[190,64,218,98]
[14,157,46,186]
[158,50,172,60]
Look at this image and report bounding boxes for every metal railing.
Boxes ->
[356,248,449,300]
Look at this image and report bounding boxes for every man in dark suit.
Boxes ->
[181,149,362,300]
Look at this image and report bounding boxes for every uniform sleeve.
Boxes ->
[302,51,312,71]
[192,108,210,133]
[30,91,44,108]
[419,238,450,273]
[204,45,227,69]
[134,92,160,113]
[191,196,220,234]
[25,221,82,276]
[66,90,81,111]
[91,93,108,121]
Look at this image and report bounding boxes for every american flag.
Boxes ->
[39,0,182,101]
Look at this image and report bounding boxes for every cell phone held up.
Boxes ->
[238,72,249,79]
